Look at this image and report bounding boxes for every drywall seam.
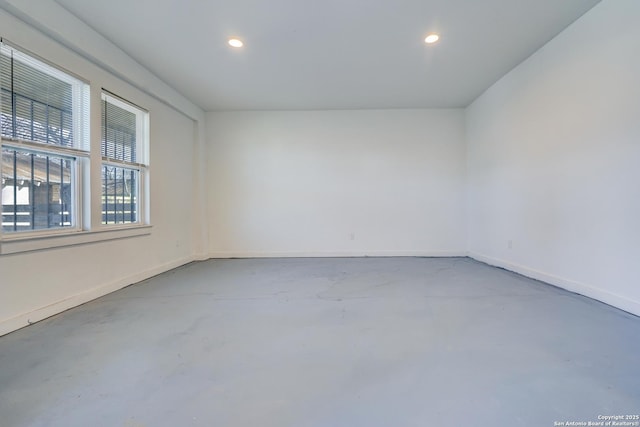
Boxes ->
[0,255,196,337]
[469,252,640,317]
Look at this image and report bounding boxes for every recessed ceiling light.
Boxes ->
[228,38,244,48]
[424,34,440,44]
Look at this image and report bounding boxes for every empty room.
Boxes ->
[0,0,639,426]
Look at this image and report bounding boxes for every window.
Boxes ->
[1,41,89,234]
[0,39,150,251]
[101,92,148,226]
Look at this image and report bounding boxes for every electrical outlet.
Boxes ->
[349,233,355,241]
[508,240,513,249]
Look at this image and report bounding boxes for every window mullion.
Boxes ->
[87,84,104,230]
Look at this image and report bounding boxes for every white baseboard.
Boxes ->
[191,252,210,262]
[7,251,633,337]
[468,252,640,317]
[208,250,466,259]
[0,255,195,337]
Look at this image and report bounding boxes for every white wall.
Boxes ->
[0,8,205,335]
[208,109,466,257]
[3,0,637,335]
[466,0,640,315]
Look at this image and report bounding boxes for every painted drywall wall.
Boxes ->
[207,109,466,257]
[0,9,203,335]
[0,0,210,259]
[466,0,640,315]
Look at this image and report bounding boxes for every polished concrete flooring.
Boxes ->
[1,257,639,427]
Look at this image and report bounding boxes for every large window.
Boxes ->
[1,42,89,234]
[0,40,150,246]
[101,93,148,226]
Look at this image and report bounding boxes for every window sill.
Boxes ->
[0,225,152,255]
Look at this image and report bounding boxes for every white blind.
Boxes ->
[101,96,137,163]
[0,41,89,151]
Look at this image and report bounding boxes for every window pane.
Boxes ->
[102,99,137,162]
[1,148,74,232]
[102,165,138,225]
[1,46,74,147]
[1,43,89,235]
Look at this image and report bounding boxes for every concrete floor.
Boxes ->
[0,257,639,427]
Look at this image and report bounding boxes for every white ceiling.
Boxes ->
[54,0,600,111]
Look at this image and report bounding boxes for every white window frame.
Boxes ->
[0,41,90,239]
[100,91,150,229]
[0,40,152,255]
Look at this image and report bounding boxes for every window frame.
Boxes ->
[100,90,150,229]
[0,39,151,255]
[0,40,90,238]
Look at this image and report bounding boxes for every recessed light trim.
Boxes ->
[424,34,440,44]
[228,38,244,48]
